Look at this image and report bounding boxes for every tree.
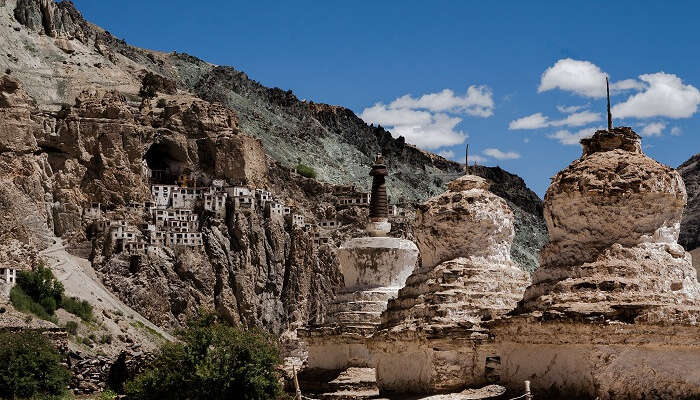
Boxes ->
[16,263,64,314]
[0,332,70,399]
[125,314,282,400]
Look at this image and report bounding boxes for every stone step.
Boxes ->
[328,311,383,325]
[335,288,399,303]
[328,300,388,313]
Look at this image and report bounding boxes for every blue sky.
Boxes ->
[71,1,700,197]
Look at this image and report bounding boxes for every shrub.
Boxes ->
[295,163,317,179]
[124,314,282,400]
[16,263,64,315]
[0,332,70,399]
[156,98,167,108]
[99,389,118,400]
[64,321,79,335]
[10,286,57,323]
[62,296,94,322]
[99,334,113,345]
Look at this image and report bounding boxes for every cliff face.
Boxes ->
[679,153,699,252]
[0,0,547,335]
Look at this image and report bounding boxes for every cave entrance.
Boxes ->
[144,142,185,184]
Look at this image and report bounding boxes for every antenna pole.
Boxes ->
[606,77,612,131]
[465,144,469,175]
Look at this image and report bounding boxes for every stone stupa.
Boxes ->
[489,124,700,399]
[300,154,419,372]
[371,174,531,394]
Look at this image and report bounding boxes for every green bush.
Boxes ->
[16,264,64,315]
[64,321,78,335]
[295,163,317,179]
[62,296,94,322]
[10,286,57,324]
[99,334,113,345]
[124,314,282,400]
[0,331,70,399]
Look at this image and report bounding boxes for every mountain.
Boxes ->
[679,153,699,252]
[0,0,546,340]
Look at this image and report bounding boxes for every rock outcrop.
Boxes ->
[679,153,700,252]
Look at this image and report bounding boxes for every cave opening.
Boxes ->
[144,142,185,184]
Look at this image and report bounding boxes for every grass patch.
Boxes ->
[10,286,58,324]
[62,296,94,322]
[295,163,317,179]
[64,321,78,335]
[130,320,164,340]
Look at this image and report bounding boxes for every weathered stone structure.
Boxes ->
[371,175,530,394]
[490,127,700,399]
[301,155,419,372]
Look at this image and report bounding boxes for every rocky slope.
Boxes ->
[0,0,547,339]
[679,153,699,252]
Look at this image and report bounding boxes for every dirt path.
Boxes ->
[41,237,174,342]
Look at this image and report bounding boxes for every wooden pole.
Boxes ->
[465,144,469,175]
[525,380,532,400]
[293,365,302,400]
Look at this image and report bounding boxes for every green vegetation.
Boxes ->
[11,264,94,324]
[0,332,70,400]
[10,286,57,324]
[99,333,113,345]
[295,163,317,179]
[98,389,118,400]
[16,264,63,315]
[130,320,164,340]
[139,72,159,98]
[64,321,78,335]
[124,314,282,400]
[62,296,94,322]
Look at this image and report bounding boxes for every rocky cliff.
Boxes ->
[679,153,699,252]
[0,0,547,337]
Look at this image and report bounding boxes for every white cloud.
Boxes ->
[670,126,682,136]
[557,104,588,113]
[611,79,645,92]
[611,72,700,119]
[438,149,489,164]
[547,126,600,146]
[361,86,494,150]
[509,113,549,129]
[549,111,601,127]
[509,111,600,130]
[483,148,521,160]
[469,154,489,163]
[538,58,608,98]
[438,149,455,159]
[640,122,665,137]
[389,86,495,117]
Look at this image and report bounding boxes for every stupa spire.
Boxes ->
[607,77,613,131]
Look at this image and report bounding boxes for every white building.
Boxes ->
[166,232,203,247]
[290,214,305,227]
[319,219,340,229]
[0,267,18,284]
[337,192,371,206]
[204,192,228,218]
[83,202,102,220]
[151,185,178,207]
[255,189,272,206]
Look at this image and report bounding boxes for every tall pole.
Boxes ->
[606,77,612,131]
[465,144,469,175]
